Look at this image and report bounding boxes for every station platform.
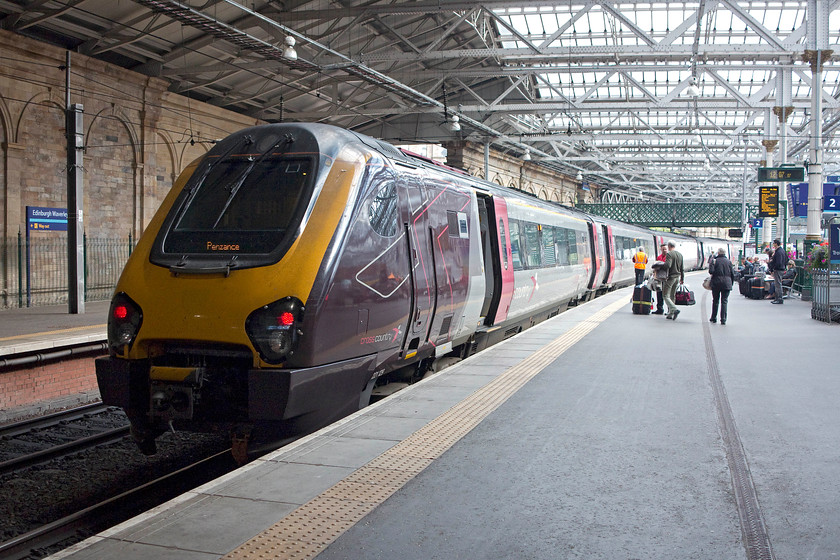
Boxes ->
[0,301,109,357]
[51,272,839,560]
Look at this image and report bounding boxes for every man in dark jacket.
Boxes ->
[769,239,788,304]
[709,248,736,324]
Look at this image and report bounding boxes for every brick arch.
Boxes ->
[0,93,11,142]
[85,106,139,236]
[177,133,214,171]
[16,95,67,214]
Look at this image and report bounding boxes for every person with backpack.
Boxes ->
[769,239,789,305]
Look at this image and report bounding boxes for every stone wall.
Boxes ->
[443,141,598,205]
[0,30,259,241]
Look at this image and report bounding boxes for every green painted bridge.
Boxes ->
[575,203,757,228]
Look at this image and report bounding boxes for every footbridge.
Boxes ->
[575,203,752,228]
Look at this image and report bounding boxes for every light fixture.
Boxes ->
[283,36,297,60]
[685,76,700,97]
[521,148,531,161]
[447,115,461,132]
[575,171,583,181]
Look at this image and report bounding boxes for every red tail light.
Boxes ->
[278,311,295,326]
[246,297,304,364]
[108,293,143,355]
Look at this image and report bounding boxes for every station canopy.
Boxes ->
[2,1,839,203]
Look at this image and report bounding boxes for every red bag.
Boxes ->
[675,284,696,305]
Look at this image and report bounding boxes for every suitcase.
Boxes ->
[738,276,751,296]
[632,285,652,315]
[747,277,765,300]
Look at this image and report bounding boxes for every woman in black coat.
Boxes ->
[709,248,736,325]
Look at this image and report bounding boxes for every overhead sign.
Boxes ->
[757,166,805,182]
[27,206,68,231]
[758,186,779,218]
[753,218,763,228]
[831,224,840,264]
[825,195,840,213]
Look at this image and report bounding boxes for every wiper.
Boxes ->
[211,133,294,228]
[169,134,257,228]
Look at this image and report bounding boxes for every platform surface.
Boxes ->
[51,273,839,560]
[0,301,109,356]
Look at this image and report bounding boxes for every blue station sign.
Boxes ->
[27,206,68,231]
[830,224,840,265]
[825,196,840,213]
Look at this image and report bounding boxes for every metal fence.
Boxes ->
[0,234,133,309]
[810,268,840,323]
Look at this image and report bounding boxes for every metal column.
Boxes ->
[66,51,85,314]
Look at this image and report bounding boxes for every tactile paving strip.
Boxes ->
[226,298,625,560]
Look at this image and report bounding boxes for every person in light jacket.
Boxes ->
[708,248,736,325]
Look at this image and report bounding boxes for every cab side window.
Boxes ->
[368,180,398,237]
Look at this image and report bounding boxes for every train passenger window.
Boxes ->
[524,223,541,267]
[509,220,523,271]
[568,230,580,265]
[368,181,398,237]
[555,227,570,266]
[542,227,556,267]
[498,220,508,270]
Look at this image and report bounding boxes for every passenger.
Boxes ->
[769,238,789,305]
[651,243,668,315]
[767,261,796,299]
[708,248,735,325]
[754,255,768,274]
[739,257,755,277]
[662,240,684,320]
[631,246,648,285]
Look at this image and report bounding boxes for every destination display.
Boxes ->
[757,166,805,182]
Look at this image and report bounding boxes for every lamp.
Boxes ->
[283,36,297,60]
[447,115,461,132]
[685,76,700,97]
[521,148,531,161]
[575,171,583,181]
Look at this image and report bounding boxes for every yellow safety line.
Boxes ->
[225,297,626,560]
[0,324,106,343]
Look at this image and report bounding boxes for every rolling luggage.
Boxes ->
[747,277,765,300]
[632,285,652,315]
[738,276,751,296]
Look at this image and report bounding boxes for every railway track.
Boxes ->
[0,403,130,476]
[0,450,236,560]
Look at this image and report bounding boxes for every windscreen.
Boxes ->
[162,156,313,255]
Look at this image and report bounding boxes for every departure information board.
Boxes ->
[758,186,779,217]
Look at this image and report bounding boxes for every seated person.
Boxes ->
[739,258,755,277]
[781,262,796,287]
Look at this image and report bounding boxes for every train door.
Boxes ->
[398,173,435,358]
[477,194,514,325]
[585,221,602,291]
[602,224,616,284]
[477,194,498,322]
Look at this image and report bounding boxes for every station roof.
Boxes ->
[1,1,839,203]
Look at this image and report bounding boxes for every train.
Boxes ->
[95,123,740,459]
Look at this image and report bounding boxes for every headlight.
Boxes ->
[245,297,304,364]
[108,292,143,354]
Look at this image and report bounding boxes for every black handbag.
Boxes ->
[675,284,696,305]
